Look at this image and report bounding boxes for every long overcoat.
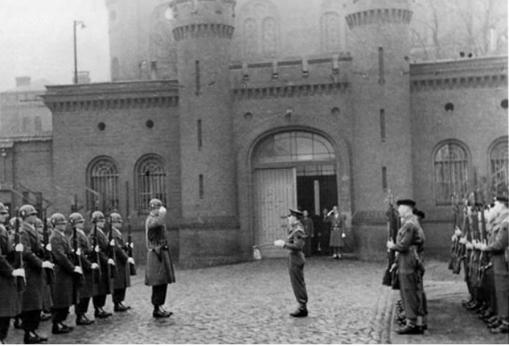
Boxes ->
[70,228,94,299]
[20,222,44,311]
[145,212,175,286]
[392,215,421,274]
[487,212,509,276]
[88,226,112,296]
[328,213,346,248]
[0,224,21,317]
[50,229,75,309]
[111,227,130,290]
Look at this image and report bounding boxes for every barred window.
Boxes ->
[135,154,167,213]
[434,142,469,205]
[489,138,508,195]
[87,156,119,212]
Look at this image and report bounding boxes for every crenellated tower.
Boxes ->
[346,0,414,211]
[171,0,237,224]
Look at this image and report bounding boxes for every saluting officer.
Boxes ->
[483,196,509,334]
[109,212,133,312]
[69,212,96,326]
[274,208,309,318]
[145,199,175,318]
[387,199,423,335]
[49,213,82,334]
[88,211,114,319]
[0,202,24,344]
[19,204,54,344]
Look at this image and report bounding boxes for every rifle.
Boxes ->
[382,192,399,287]
[448,195,459,270]
[72,225,84,305]
[106,216,116,281]
[41,211,55,285]
[125,181,136,276]
[478,204,489,284]
[13,211,26,292]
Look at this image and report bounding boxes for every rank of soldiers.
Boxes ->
[0,203,138,344]
[447,194,509,335]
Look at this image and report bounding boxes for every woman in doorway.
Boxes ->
[328,206,346,259]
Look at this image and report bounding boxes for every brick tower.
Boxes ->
[346,0,414,211]
[171,0,238,265]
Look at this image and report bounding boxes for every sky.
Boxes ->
[0,0,110,91]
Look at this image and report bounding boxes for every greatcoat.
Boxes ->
[145,212,175,286]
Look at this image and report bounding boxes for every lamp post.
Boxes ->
[73,20,86,84]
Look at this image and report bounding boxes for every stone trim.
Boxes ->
[173,23,234,41]
[45,96,179,112]
[346,9,412,29]
[233,82,349,99]
[411,74,506,92]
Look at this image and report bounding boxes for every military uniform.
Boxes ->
[0,219,22,343]
[301,215,314,257]
[88,211,113,319]
[109,214,131,312]
[49,213,77,334]
[145,199,175,318]
[486,207,509,333]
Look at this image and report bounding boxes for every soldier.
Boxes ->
[69,212,96,326]
[49,213,82,334]
[413,209,427,332]
[0,202,24,344]
[88,211,114,319]
[34,218,53,322]
[387,199,423,334]
[327,206,347,259]
[483,196,509,334]
[19,204,54,343]
[145,199,175,318]
[109,212,133,312]
[274,208,308,318]
[301,210,314,257]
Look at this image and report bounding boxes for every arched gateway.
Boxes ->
[252,131,338,257]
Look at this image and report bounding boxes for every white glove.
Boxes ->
[91,263,99,270]
[74,266,83,275]
[108,258,115,266]
[94,245,100,253]
[109,239,115,246]
[15,243,24,252]
[451,234,457,242]
[454,227,462,237]
[128,257,135,265]
[129,242,134,249]
[459,237,467,245]
[273,239,285,248]
[12,268,25,277]
[466,242,473,250]
[42,261,54,269]
[159,206,167,217]
[76,248,82,256]
[341,232,346,238]
[386,240,395,249]
[45,243,52,252]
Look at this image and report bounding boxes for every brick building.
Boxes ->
[0,0,507,267]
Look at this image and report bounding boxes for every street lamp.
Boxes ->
[73,20,86,84]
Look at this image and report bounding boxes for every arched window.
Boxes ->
[434,142,469,205]
[135,154,167,212]
[87,156,119,212]
[489,138,508,195]
[253,131,335,166]
[111,57,120,81]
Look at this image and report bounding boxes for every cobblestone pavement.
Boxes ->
[5,258,392,344]
[391,261,508,344]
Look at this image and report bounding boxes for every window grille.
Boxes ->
[87,157,119,212]
[434,142,469,205]
[490,139,508,195]
[135,155,167,213]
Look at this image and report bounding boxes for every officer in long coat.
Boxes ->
[19,204,54,344]
[49,213,81,335]
[0,202,24,344]
[34,217,53,322]
[274,208,308,318]
[88,211,114,319]
[109,212,132,312]
[387,199,423,335]
[145,199,175,318]
[69,212,96,326]
[484,196,509,334]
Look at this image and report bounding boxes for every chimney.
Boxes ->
[15,76,31,88]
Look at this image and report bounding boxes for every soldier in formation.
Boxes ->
[0,202,142,344]
[449,195,509,334]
